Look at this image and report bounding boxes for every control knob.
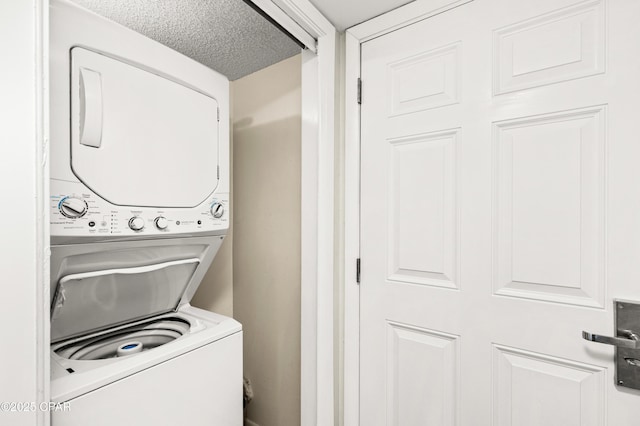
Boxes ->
[211,203,224,218]
[128,216,145,231]
[59,196,88,218]
[155,216,168,230]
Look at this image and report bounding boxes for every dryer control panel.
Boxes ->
[50,179,228,242]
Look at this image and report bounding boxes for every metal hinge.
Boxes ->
[356,258,361,284]
[217,165,220,180]
[357,78,362,104]
[217,107,220,122]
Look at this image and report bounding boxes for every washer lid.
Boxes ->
[70,47,220,208]
[50,258,200,342]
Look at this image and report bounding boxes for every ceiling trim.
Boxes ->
[272,0,335,38]
[248,0,318,51]
[348,0,472,42]
[242,0,307,49]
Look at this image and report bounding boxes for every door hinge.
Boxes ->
[217,107,220,122]
[217,165,220,180]
[356,258,361,283]
[357,78,362,104]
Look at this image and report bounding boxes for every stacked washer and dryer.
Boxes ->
[48,1,241,425]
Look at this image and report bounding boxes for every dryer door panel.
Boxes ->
[71,47,219,208]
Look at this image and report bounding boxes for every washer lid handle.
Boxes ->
[58,258,201,284]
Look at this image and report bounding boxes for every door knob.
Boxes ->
[582,330,640,349]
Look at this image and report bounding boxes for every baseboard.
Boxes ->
[245,419,260,426]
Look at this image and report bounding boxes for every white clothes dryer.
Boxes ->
[48,2,240,425]
[50,0,230,245]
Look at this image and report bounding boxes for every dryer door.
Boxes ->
[70,47,220,208]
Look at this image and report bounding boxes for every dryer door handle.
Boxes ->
[79,67,103,148]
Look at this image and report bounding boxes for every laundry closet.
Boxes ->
[9,0,640,425]
[46,1,303,425]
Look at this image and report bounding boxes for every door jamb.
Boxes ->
[343,2,473,424]
[1,0,50,424]
[252,1,338,424]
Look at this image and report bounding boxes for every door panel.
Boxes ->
[492,344,605,426]
[493,106,606,308]
[388,129,459,289]
[387,322,459,426]
[492,0,605,95]
[359,0,640,424]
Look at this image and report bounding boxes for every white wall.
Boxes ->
[233,54,302,426]
[0,1,48,425]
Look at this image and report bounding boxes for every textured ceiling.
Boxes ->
[71,0,302,80]
[309,0,414,30]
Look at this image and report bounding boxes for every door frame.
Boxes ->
[8,0,337,425]
[281,3,338,424]
[0,1,50,425]
[343,2,473,424]
[238,2,339,424]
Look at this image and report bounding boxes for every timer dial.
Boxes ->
[210,203,224,218]
[59,197,88,218]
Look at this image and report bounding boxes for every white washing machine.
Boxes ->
[48,238,241,426]
[48,1,241,425]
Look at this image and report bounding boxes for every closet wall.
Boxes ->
[194,53,302,426]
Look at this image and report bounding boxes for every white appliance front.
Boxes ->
[50,0,230,244]
[71,47,220,208]
[49,2,239,425]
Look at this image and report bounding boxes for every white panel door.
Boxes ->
[359,0,640,424]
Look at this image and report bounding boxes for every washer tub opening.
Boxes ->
[54,317,191,360]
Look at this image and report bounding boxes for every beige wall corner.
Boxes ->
[233,53,302,426]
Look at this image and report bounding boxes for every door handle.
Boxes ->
[79,67,103,148]
[582,330,640,349]
[582,300,640,390]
